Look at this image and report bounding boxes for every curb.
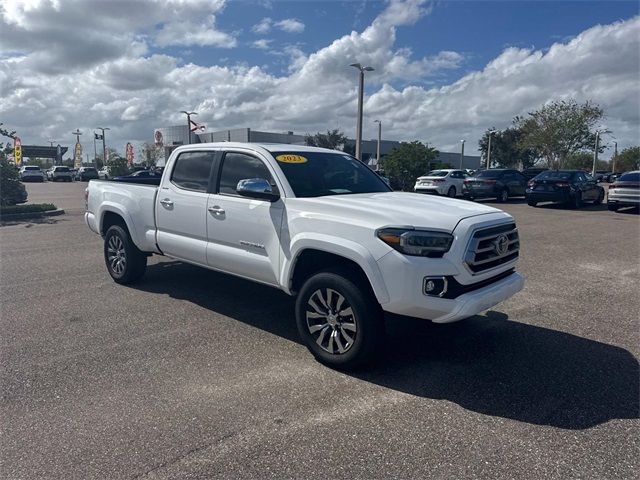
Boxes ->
[0,209,65,221]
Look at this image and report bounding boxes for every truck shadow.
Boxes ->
[135,261,639,431]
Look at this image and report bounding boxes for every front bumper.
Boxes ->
[375,212,523,323]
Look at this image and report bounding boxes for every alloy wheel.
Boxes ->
[107,235,127,276]
[306,288,357,355]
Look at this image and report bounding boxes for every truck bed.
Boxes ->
[86,180,161,253]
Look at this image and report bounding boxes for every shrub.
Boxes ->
[0,159,27,206]
[0,203,56,216]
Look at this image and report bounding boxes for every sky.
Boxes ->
[0,0,638,161]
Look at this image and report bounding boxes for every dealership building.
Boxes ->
[153,125,482,170]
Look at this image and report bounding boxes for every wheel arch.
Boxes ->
[284,237,390,304]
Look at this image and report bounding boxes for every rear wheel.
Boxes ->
[607,202,618,212]
[447,186,456,198]
[103,225,147,284]
[497,189,509,203]
[527,199,537,207]
[295,270,383,370]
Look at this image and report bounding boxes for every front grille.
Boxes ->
[464,223,519,274]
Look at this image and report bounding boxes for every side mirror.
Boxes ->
[236,178,280,202]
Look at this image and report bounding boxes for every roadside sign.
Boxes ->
[14,137,22,166]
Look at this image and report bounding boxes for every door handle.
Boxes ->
[208,206,225,215]
[160,198,173,207]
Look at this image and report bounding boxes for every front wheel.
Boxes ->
[607,203,618,212]
[497,188,509,203]
[527,199,537,207]
[295,270,383,370]
[104,225,147,284]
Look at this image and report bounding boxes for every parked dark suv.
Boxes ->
[76,167,99,181]
[463,169,528,202]
[525,170,604,208]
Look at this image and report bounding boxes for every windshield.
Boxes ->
[25,166,40,170]
[270,151,391,197]
[475,170,504,178]
[424,170,448,177]
[535,171,574,181]
[55,167,69,172]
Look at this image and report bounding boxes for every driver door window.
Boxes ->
[218,153,274,196]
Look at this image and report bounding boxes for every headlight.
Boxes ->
[376,228,453,257]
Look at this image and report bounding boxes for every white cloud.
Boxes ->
[252,17,273,34]
[252,17,305,34]
[0,0,638,159]
[275,19,305,34]
[251,39,273,50]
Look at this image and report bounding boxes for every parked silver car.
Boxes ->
[49,166,73,182]
[19,165,45,182]
[607,171,639,211]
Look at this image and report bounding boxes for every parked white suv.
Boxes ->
[415,169,468,197]
[86,143,524,368]
[19,165,45,182]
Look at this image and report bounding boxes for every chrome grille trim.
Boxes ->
[464,223,520,275]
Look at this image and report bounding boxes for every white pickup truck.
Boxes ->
[85,143,524,368]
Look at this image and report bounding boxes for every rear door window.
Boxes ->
[171,151,216,192]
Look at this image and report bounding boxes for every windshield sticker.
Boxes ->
[276,154,307,164]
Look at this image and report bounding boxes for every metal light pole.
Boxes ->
[374,120,382,169]
[350,63,374,161]
[592,131,600,177]
[460,140,465,169]
[180,111,197,144]
[486,130,496,169]
[93,133,97,165]
[96,127,110,165]
[612,141,618,173]
[48,139,55,147]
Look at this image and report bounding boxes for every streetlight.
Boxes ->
[612,141,618,173]
[96,127,110,166]
[180,111,197,144]
[460,139,466,169]
[486,130,496,169]
[350,63,374,161]
[374,120,382,169]
[591,130,601,177]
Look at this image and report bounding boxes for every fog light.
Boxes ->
[423,277,447,297]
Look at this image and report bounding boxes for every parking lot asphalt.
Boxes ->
[1,181,639,479]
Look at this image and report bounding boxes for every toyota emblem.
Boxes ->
[494,234,509,256]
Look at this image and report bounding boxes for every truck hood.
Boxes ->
[288,192,508,232]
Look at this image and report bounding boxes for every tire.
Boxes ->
[447,186,456,198]
[497,188,509,203]
[527,199,537,207]
[607,203,618,212]
[594,189,604,205]
[295,270,383,370]
[572,192,583,209]
[103,225,147,284]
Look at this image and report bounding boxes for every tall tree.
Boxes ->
[478,127,537,169]
[304,129,348,150]
[515,99,605,169]
[381,141,439,191]
[613,146,640,173]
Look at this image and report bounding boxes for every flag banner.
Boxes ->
[95,133,103,140]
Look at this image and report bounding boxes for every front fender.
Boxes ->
[282,233,390,304]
